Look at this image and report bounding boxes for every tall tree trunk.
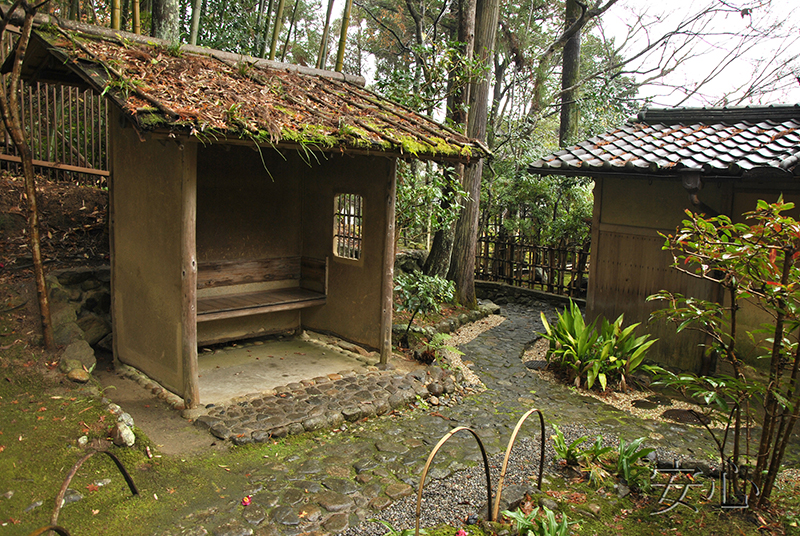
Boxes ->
[316,0,335,68]
[424,172,456,277]
[559,0,581,146]
[425,0,475,278]
[334,0,352,72]
[121,0,130,30]
[447,0,499,307]
[189,0,202,44]
[0,1,55,350]
[151,0,180,41]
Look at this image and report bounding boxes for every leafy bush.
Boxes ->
[550,424,589,466]
[551,424,612,487]
[394,271,455,346]
[539,300,655,391]
[648,198,800,506]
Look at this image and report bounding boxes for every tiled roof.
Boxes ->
[17,25,484,163]
[529,105,800,178]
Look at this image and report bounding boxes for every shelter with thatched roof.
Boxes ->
[528,105,800,372]
[14,18,485,408]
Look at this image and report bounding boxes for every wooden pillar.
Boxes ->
[379,159,397,365]
[586,177,602,320]
[180,141,199,408]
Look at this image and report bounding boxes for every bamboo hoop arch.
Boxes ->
[414,426,493,536]
[492,407,546,521]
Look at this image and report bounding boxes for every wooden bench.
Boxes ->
[196,256,327,323]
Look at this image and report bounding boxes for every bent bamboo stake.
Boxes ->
[51,450,139,526]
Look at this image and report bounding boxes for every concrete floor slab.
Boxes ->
[197,336,374,406]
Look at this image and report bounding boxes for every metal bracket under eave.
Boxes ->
[682,171,720,217]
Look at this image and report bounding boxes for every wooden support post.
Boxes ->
[379,159,397,365]
[586,177,602,319]
[180,141,199,409]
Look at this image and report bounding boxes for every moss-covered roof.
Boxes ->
[21,25,485,163]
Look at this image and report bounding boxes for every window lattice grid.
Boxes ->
[334,193,363,260]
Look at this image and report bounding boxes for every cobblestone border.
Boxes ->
[115,362,187,411]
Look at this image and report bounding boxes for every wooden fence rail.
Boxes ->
[475,234,590,298]
[0,81,110,186]
[2,33,109,186]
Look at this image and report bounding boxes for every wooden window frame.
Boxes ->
[333,193,363,261]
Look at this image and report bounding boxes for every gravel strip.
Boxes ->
[442,314,505,387]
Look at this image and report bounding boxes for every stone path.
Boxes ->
[158,301,748,536]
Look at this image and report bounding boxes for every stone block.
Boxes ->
[112,422,136,447]
[55,268,92,286]
[51,303,78,327]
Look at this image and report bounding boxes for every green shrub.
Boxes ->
[611,437,654,491]
[394,271,455,346]
[539,300,655,392]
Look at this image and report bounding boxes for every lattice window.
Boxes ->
[334,193,363,260]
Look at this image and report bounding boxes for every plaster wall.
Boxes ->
[196,144,301,261]
[110,116,196,394]
[300,154,394,349]
[600,177,728,229]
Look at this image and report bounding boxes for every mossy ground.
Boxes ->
[2,280,800,535]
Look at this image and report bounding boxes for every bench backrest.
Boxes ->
[197,256,327,293]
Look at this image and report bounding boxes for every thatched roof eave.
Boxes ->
[11,19,486,163]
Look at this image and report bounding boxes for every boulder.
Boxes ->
[50,303,78,327]
[394,249,427,274]
[77,313,111,346]
[54,268,93,286]
[59,358,83,374]
[60,340,97,373]
[96,333,113,352]
[54,321,85,347]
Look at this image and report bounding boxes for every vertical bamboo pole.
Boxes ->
[111,0,121,29]
[36,83,42,166]
[315,0,334,69]
[133,0,140,34]
[268,0,285,61]
[334,0,352,72]
[82,90,88,182]
[59,85,64,180]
